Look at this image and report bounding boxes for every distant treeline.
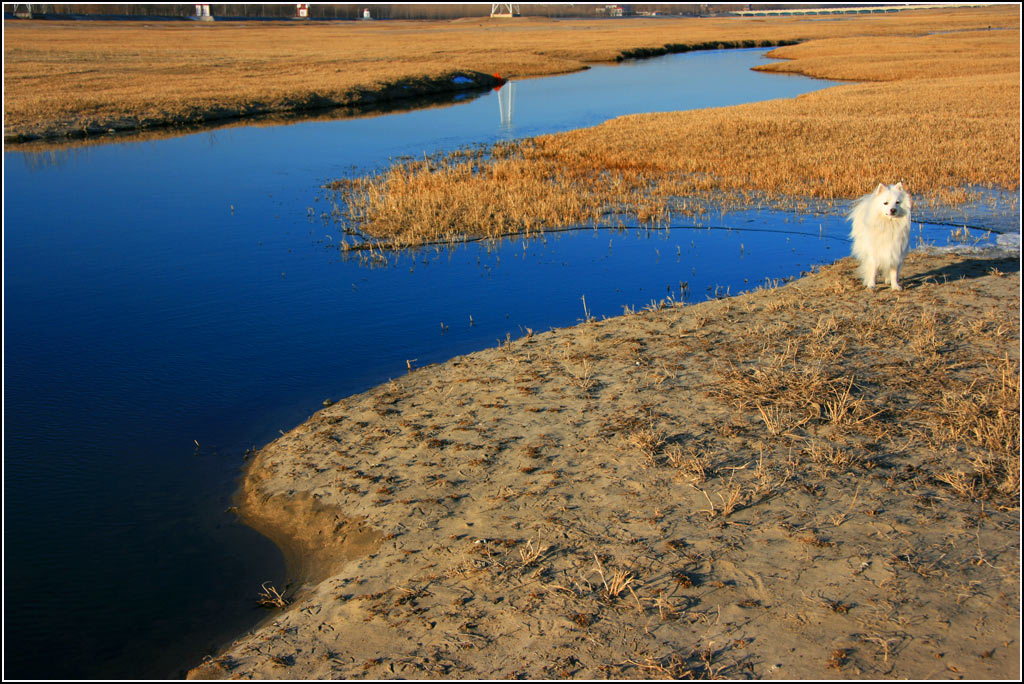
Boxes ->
[7,4,819,21]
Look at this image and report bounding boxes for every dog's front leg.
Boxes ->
[889,267,901,291]
[862,259,877,289]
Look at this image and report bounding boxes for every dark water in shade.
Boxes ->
[2,47,1013,680]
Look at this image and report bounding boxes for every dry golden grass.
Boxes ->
[3,6,1017,139]
[752,29,1022,81]
[329,16,1019,248]
[705,258,1021,501]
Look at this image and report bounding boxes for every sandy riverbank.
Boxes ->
[188,248,1019,680]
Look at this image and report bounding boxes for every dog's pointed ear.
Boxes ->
[896,182,912,204]
[874,183,886,195]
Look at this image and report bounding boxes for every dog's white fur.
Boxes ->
[848,182,912,290]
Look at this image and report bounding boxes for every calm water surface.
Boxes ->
[2,48,1009,679]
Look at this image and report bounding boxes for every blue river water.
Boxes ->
[2,47,1010,679]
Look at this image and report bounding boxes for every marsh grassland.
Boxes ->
[2,5,1018,143]
[329,12,1020,248]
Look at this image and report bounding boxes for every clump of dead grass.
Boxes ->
[257,581,289,609]
[711,352,876,436]
[927,355,1021,497]
[622,423,668,466]
[621,643,737,680]
[666,443,714,484]
[591,554,640,605]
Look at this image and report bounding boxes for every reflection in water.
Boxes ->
[498,80,516,130]
[17,145,77,171]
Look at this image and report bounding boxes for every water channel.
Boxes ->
[2,46,1014,679]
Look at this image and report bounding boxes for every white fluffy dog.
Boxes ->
[847,182,912,291]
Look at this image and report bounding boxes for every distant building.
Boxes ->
[597,5,634,17]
